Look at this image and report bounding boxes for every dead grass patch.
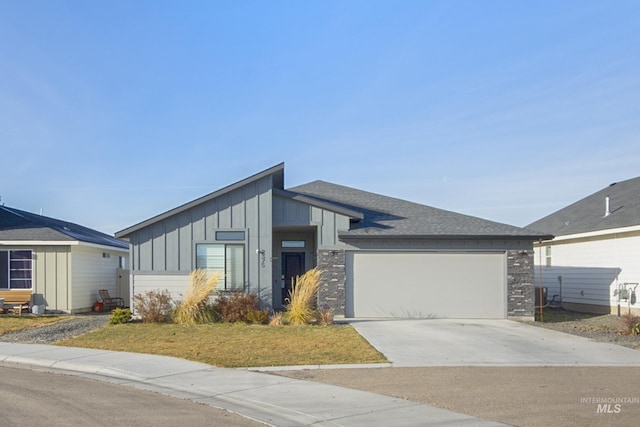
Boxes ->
[56,322,387,368]
[0,315,68,335]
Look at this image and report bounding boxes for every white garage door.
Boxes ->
[345,251,506,319]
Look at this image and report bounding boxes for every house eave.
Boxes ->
[534,224,640,244]
[0,240,129,252]
[338,232,553,241]
[273,188,364,220]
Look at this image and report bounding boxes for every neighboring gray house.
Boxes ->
[0,206,130,313]
[116,163,550,319]
[528,176,640,315]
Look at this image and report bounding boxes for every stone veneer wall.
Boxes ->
[507,249,535,318]
[317,249,346,316]
[317,248,534,319]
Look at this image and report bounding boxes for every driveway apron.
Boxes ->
[347,319,640,367]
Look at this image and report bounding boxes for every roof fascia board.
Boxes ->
[536,224,640,243]
[274,188,364,220]
[0,240,129,252]
[116,163,285,238]
[338,232,553,241]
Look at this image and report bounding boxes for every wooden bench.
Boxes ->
[0,290,32,315]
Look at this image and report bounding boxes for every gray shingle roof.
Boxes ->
[0,206,129,249]
[288,181,549,240]
[527,176,640,237]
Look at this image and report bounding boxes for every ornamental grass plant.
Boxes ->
[172,270,221,324]
[286,267,321,325]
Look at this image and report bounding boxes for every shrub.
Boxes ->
[109,308,132,325]
[133,290,174,323]
[316,304,334,326]
[173,270,221,324]
[621,314,640,335]
[214,292,260,323]
[286,267,321,325]
[246,308,269,325]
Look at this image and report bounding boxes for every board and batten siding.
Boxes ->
[128,176,274,304]
[29,245,72,312]
[70,245,124,312]
[272,195,350,247]
[131,178,271,272]
[534,231,640,311]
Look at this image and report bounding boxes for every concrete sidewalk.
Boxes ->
[0,342,507,427]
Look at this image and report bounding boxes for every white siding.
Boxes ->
[70,246,124,312]
[131,273,191,307]
[534,231,640,310]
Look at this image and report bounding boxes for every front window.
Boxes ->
[196,244,244,291]
[0,250,33,289]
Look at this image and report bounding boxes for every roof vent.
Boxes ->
[604,196,611,217]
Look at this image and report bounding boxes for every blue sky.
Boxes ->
[1,0,639,234]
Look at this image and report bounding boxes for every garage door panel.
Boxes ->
[346,252,506,318]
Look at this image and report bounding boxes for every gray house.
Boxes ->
[0,206,129,313]
[116,163,550,319]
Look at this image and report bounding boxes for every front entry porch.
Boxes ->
[271,228,317,311]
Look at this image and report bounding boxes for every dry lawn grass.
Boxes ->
[56,322,387,368]
[0,315,67,335]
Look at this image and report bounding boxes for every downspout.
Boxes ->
[538,239,543,322]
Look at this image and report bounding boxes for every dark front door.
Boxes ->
[282,252,305,305]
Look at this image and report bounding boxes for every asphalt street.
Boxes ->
[0,363,263,427]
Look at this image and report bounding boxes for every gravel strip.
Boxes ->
[523,312,640,350]
[0,314,111,344]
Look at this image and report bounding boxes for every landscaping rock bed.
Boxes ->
[0,314,110,344]
[525,308,640,350]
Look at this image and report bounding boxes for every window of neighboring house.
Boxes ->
[196,244,244,291]
[0,250,33,289]
[545,246,552,267]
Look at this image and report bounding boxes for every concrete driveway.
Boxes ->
[347,319,640,367]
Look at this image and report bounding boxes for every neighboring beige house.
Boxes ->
[0,205,129,313]
[528,177,640,315]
